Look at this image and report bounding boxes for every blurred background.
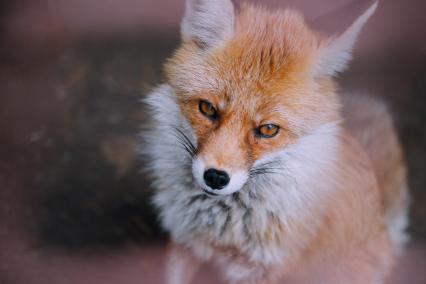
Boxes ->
[0,0,425,283]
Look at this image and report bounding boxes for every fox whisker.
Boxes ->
[169,126,197,158]
[249,159,286,177]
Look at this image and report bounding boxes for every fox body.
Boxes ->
[143,1,409,283]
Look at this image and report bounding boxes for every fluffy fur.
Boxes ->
[142,1,409,283]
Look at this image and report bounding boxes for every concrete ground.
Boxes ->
[0,224,425,284]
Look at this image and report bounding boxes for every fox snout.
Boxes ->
[192,157,248,197]
[203,168,230,189]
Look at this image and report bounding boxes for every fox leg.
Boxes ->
[165,242,201,284]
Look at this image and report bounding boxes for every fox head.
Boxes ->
[159,0,377,196]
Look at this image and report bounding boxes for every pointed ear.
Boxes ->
[313,1,378,77]
[181,0,235,48]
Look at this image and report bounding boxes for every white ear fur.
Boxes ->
[181,0,235,48]
[313,1,378,77]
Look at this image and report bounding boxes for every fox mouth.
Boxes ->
[202,188,219,197]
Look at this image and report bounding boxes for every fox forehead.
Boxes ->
[165,5,319,96]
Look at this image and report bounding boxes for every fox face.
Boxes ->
[152,0,377,196]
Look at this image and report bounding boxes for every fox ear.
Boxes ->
[181,0,235,48]
[313,1,378,77]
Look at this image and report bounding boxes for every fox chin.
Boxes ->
[142,1,410,283]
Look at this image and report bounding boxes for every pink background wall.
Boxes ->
[4,0,426,54]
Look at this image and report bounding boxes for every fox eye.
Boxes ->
[256,124,280,138]
[199,100,218,121]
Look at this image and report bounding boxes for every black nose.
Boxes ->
[203,169,230,190]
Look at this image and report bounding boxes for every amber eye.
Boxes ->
[256,124,280,138]
[199,100,218,121]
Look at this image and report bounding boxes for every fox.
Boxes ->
[142,1,410,283]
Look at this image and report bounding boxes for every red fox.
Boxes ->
[143,1,410,283]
